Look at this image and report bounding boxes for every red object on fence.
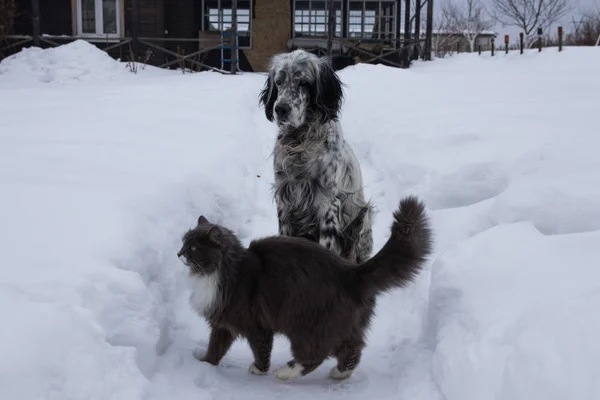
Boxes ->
[504,35,509,44]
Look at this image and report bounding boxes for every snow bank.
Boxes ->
[1,44,599,400]
[429,222,600,400]
[0,40,174,85]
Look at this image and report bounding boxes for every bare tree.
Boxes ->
[440,0,495,52]
[569,5,600,46]
[431,2,459,57]
[490,0,571,47]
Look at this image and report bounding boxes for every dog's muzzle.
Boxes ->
[274,103,291,120]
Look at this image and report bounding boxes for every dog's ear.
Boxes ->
[197,215,209,225]
[259,71,278,122]
[315,60,344,123]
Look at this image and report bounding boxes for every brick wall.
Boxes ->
[245,0,291,72]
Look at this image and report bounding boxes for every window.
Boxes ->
[347,0,396,39]
[293,1,343,38]
[202,0,252,48]
[76,0,120,38]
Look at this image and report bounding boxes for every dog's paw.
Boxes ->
[329,366,353,380]
[248,363,268,376]
[273,363,304,381]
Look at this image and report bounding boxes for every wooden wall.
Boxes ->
[13,0,32,35]
[125,0,163,37]
[41,0,72,35]
[244,0,292,72]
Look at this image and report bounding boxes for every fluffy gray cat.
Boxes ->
[177,196,433,381]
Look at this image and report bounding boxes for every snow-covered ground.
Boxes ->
[1,41,599,400]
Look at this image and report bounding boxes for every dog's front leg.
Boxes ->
[318,197,342,254]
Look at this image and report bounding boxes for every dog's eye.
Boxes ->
[275,79,282,86]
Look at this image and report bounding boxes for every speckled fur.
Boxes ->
[259,49,373,263]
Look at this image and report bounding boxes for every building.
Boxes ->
[6,0,435,72]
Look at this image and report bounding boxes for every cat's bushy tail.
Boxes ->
[354,196,433,297]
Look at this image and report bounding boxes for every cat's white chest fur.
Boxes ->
[189,273,219,314]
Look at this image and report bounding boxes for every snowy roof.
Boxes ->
[431,29,498,36]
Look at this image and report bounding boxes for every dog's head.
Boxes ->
[177,215,238,277]
[259,49,344,130]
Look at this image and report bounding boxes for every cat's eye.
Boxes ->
[190,245,196,251]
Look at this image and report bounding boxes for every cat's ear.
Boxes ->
[206,226,224,245]
[197,215,209,225]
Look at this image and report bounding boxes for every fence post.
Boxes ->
[132,0,140,59]
[478,44,481,55]
[537,27,542,52]
[519,32,524,54]
[558,26,563,51]
[404,0,411,45]
[456,41,460,54]
[326,0,334,61]
[231,0,238,74]
[424,0,434,60]
[491,39,495,56]
[31,0,40,47]
[504,35,509,54]
[414,0,422,57]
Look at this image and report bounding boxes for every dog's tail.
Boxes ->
[353,196,433,297]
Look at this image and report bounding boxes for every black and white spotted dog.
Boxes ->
[259,49,373,263]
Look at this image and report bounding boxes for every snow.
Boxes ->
[1,40,599,400]
[0,39,172,87]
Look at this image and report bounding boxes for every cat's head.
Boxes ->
[177,215,239,277]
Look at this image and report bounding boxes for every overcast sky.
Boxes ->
[436,0,599,45]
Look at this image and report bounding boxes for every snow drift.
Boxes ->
[1,43,599,400]
[0,40,172,86]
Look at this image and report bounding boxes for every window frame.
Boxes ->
[75,0,121,39]
[292,0,344,38]
[201,0,253,49]
[347,0,397,40]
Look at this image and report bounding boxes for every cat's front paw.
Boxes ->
[193,349,218,365]
[273,363,303,381]
[192,348,205,361]
[248,362,268,375]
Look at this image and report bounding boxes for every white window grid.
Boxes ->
[347,0,396,39]
[293,1,343,37]
[76,0,120,38]
[202,0,253,48]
